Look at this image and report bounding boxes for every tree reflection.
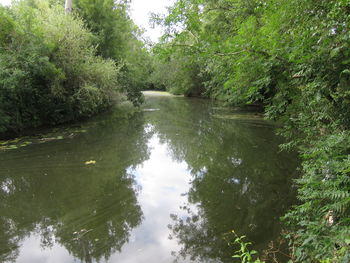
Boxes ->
[0,216,21,262]
[143,96,299,262]
[55,171,142,262]
[0,95,300,263]
[0,112,151,262]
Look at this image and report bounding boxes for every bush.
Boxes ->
[283,132,350,262]
[0,1,122,137]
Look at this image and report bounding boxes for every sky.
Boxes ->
[130,0,175,42]
[0,0,10,5]
[0,0,175,42]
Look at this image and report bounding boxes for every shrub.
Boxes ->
[0,1,122,137]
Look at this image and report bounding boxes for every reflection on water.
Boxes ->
[0,95,298,262]
[0,113,148,263]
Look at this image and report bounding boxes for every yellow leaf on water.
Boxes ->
[85,160,96,165]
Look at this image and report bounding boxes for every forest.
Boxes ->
[0,0,349,262]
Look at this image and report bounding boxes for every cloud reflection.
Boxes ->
[110,134,196,263]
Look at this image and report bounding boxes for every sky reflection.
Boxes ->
[1,95,298,263]
[10,134,196,263]
[110,134,196,263]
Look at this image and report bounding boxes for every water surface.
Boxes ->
[0,93,298,263]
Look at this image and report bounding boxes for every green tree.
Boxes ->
[0,1,121,137]
[74,0,152,105]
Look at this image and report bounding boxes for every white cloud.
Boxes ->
[0,0,11,6]
[130,0,175,42]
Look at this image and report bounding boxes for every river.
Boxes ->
[0,92,298,263]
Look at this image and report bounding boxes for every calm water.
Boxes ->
[0,93,298,263]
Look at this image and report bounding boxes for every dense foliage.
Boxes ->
[73,0,152,104]
[151,0,350,262]
[0,0,150,137]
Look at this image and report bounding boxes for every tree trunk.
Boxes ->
[65,0,72,13]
